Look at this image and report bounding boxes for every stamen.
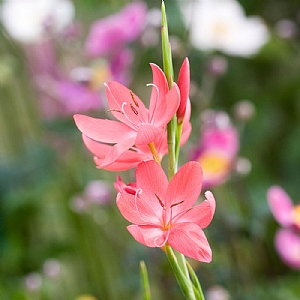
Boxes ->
[107,108,123,114]
[154,229,170,248]
[172,207,193,224]
[121,102,138,129]
[155,193,165,210]
[170,200,184,208]
[146,83,160,122]
[130,103,138,115]
[130,90,139,107]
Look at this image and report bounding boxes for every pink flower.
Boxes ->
[192,111,239,188]
[54,79,102,114]
[116,160,216,262]
[267,186,300,269]
[79,97,191,171]
[85,2,147,57]
[114,176,137,195]
[74,64,180,168]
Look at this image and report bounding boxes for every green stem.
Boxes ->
[161,1,174,88]
[186,261,206,300]
[165,245,196,300]
[140,261,151,300]
[167,117,177,179]
[161,0,176,179]
[175,251,190,281]
[175,121,183,164]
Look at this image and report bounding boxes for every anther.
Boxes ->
[107,108,123,114]
[130,90,139,107]
[155,193,166,210]
[170,200,184,208]
[130,104,138,115]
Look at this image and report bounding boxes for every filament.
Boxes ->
[147,83,160,123]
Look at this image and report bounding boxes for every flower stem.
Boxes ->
[165,245,196,300]
[161,0,177,179]
[161,0,174,88]
[175,121,183,164]
[161,3,204,300]
[140,261,151,300]
[186,261,206,300]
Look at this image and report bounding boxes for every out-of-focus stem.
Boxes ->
[140,261,151,300]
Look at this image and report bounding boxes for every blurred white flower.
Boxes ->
[0,0,75,43]
[181,0,269,57]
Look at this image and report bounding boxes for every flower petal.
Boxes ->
[152,84,180,128]
[177,58,190,121]
[176,191,216,228]
[275,228,300,269]
[168,223,212,262]
[166,161,203,211]
[105,81,148,126]
[136,160,169,211]
[135,123,163,145]
[267,186,294,227]
[148,63,169,120]
[74,114,135,143]
[127,225,167,248]
[82,134,149,162]
[117,192,160,225]
[100,136,136,167]
[117,193,147,224]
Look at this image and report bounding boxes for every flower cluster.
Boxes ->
[74,53,216,261]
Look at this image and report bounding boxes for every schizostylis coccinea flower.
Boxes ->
[116,160,216,261]
[80,98,192,171]
[74,63,180,168]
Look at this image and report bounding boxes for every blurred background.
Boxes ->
[1,0,300,299]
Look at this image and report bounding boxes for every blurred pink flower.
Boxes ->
[267,186,300,269]
[53,79,102,114]
[85,2,147,57]
[116,160,216,261]
[109,48,134,86]
[74,63,180,168]
[192,111,239,188]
